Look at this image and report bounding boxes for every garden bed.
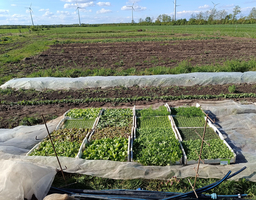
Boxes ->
[170,105,236,165]
[56,108,102,130]
[28,128,89,158]
[82,108,133,162]
[133,105,183,166]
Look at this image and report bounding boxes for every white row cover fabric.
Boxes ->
[0,160,56,200]
[2,72,256,90]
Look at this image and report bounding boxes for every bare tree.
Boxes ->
[195,11,204,20]
[217,9,228,20]
[233,5,241,20]
[248,7,256,20]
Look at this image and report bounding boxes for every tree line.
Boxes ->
[139,6,256,25]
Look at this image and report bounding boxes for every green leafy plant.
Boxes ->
[133,128,182,166]
[82,137,128,161]
[173,116,205,127]
[97,108,133,128]
[137,116,171,129]
[228,85,236,93]
[66,108,101,119]
[182,139,234,160]
[178,128,219,141]
[136,106,170,117]
[30,128,89,157]
[63,119,96,129]
[171,106,204,117]
[92,126,131,140]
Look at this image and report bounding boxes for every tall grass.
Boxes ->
[21,59,256,79]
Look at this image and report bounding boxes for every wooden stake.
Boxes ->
[194,130,210,147]
[42,114,66,182]
[188,178,198,198]
[200,107,215,123]
[194,150,205,164]
[194,114,208,188]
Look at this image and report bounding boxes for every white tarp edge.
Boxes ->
[1,72,256,90]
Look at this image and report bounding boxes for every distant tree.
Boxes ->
[145,16,152,23]
[233,5,241,20]
[248,7,256,20]
[162,14,171,22]
[208,7,218,21]
[217,9,228,21]
[139,18,144,23]
[156,14,163,22]
[195,11,205,20]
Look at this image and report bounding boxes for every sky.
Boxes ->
[0,0,256,25]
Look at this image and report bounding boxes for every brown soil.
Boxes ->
[1,83,256,129]
[2,37,256,129]
[7,38,256,76]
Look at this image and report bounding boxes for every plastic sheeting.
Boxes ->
[2,72,256,90]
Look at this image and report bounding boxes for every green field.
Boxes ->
[1,24,256,85]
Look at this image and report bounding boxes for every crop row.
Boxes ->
[2,92,256,106]
[136,105,169,117]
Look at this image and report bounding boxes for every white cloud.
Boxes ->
[43,11,54,17]
[57,10,71,15]
[12,14,24,18]
[96,8,111,14]
[11,4,16,7]
[128,0,141,3]
[39,9,49,12]
[61,0,95,2]
[80,9,92,12]
[199,5,210,9]
[64,2,95,8]
[121,5,146,11]
[222,4,234,8]
[97,2,111,7]
[0,10,9,14]
[177,10,200,15]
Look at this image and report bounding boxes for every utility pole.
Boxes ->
[174,0,176,21]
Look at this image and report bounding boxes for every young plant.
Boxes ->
[134,128,182,166]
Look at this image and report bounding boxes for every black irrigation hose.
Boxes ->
[162,166,247,200]
[161,170,232,200]
[50,167,247,200]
